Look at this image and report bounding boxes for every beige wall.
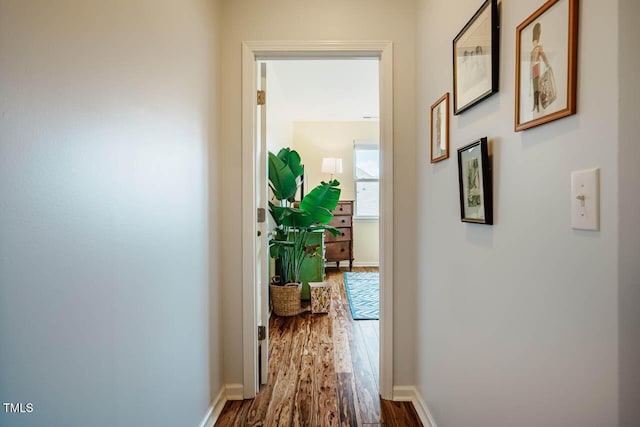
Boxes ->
[292,121,379,266]
[0,1,222,426]
[219,0,417,387]
[415,1,620,426]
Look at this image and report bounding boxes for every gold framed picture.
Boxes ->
[430,93,450,163]
[515,0,579,131]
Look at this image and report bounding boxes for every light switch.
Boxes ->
[571,168,599,231]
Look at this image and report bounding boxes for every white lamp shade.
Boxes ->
[321,157,343,174]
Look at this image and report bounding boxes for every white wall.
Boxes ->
[618,1,640,425]
[219,0,417,388]
[415,1,620,426]
[0,1,223,426]
[265,62,294,152]
[292,121,380,266]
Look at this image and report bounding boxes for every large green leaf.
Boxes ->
[269,239,293,258]
[269,204,315,228]
[268,152,298,201]
[309,224,341,236]
[276,148,304,178]
[299,179,341,224]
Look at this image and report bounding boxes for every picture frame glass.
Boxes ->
[517,0,570,125]
[454,2,493,112]
[460,144,486,221]
[432,103,445,158]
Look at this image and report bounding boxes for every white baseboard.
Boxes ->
[224,383,244,401]
[198,384,244,427]
[330,261,380,268]
[352,261,379,267]
[392,385,416,401]
[199,403,219,427]
[199,405,215,427]
[199,387,226,427]
[392,386,438,427]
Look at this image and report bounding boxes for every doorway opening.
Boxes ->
[241,42,394,403]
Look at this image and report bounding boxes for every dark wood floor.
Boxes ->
[215,267,422,427]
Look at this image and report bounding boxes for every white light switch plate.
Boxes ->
[571,168,599,231]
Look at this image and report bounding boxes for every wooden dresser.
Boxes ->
[325,200,353,270]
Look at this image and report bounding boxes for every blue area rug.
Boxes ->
[344,272,379,320]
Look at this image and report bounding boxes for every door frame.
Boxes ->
[241,40,394,400]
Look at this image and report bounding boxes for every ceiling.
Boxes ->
[266,59,379,122]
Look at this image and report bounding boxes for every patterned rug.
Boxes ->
[343,272,379,320]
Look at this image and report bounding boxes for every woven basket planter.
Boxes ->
[270,283,303,316]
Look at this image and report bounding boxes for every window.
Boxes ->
[354,141,379,218]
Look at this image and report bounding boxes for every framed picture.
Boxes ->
[430,93,450,163]
[515,0,578,131]
[453,0,499,115]
[457,137,493,224]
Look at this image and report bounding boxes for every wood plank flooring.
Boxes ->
[215,268,422,427]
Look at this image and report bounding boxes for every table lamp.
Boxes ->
[321,157,343,181]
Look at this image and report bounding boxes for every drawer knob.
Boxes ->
[341,248,345,252]
[341,232,345,236]
[341,219,345,223]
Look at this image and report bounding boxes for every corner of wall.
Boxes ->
[198,386,228,427]
[198,383,244,427]
[392,386,438,427]
[208,0,225,404]
[618,1,640,425]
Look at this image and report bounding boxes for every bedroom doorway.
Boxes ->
[240,41,394,401]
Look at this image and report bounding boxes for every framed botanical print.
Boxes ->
[457,138,493,224]
[515,0,578,131]
[453,0,500,115]
[430,93,449,163]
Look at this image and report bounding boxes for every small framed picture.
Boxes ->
[515,0,578,131]
[457,138,493,224]
[430,93,450,163]
[453,0,500,115]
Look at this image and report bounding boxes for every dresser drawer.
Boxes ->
[329,215,351,227]
[332,202,353,216]
[325,241,350,261]
[325,228,351,243]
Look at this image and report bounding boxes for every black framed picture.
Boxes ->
[452,0,500,115]
[457,137,493,224]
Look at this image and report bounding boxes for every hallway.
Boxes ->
[215,268,421,426]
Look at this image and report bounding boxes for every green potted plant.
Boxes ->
[268,148,341,316]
